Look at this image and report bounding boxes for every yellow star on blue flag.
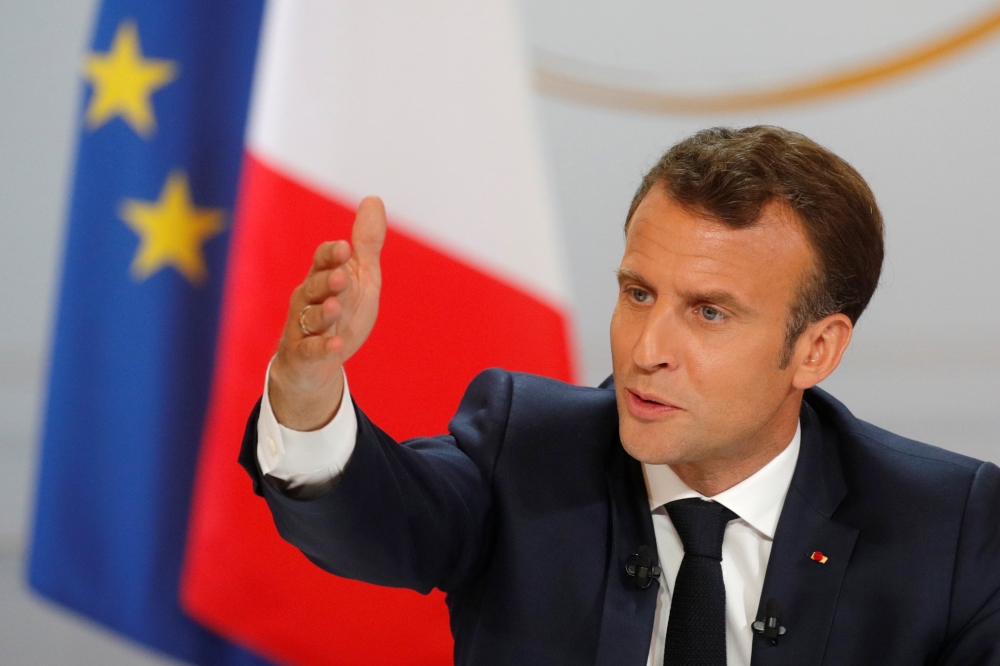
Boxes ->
[120,171,226,285]
[83,20,178,136]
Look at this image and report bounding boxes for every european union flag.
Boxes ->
[29,2,273,664]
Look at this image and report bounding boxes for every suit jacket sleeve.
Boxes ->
[237,368,513,595]
[938,460,1000,665]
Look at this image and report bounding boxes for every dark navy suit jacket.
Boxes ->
[240,369,1000,665]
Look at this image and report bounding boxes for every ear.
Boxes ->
[790,313,853,390]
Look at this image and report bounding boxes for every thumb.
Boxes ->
[352,196,387,270]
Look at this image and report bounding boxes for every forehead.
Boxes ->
[622,189,815,305]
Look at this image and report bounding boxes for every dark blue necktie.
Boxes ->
[663,498,739,666]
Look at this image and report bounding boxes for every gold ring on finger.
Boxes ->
[298,305,315,336]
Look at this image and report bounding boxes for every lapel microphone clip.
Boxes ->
[625,545,661,589]
[752,598,787,644]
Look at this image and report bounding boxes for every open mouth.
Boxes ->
[625,389,681,420]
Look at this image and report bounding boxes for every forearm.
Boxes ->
[240,368,513,594]
[243,402,491,593]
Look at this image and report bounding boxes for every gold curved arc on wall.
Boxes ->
[535,4,1000,114]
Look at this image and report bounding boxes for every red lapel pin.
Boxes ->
[809,551,829,564]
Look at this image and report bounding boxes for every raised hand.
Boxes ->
[268,196,387,430]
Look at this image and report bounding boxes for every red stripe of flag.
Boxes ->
[181,153,576,664]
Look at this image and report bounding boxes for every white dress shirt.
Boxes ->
[257,364,800,666]
[642,425,800,666]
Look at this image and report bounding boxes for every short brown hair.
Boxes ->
[626,126,884,366]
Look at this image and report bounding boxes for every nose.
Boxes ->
[631,305,678,372]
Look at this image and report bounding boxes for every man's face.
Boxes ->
[611,187,815,466]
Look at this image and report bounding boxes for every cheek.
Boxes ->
[609,304,634,364]
[684,332,784,404]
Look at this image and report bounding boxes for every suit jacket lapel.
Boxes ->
[751,399,859,666]
[596,440,660,666]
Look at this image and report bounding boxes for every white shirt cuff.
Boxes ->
[256,359,358,489]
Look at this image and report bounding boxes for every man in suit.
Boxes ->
[241,126,1000,665]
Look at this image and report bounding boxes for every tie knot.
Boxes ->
[665,498,738,560]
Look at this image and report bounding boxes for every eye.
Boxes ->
[699,305,725,322]
[629,288,651,303]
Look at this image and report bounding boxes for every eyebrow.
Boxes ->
[616,269,756,318]
[615,268,651,287]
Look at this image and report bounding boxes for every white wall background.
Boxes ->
[0,0,997,662]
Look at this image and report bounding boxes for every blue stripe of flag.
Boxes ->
[29,1,272,663]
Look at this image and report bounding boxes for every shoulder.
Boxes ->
[804,386,996,510]
[505,370,619,441]
[451,368,619,463]
[806,386,984,470]
[456,368,617,423]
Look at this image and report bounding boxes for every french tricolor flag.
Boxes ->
[32,0,574,663]
[182,1,575,664]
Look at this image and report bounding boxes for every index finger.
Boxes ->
[311,240,352,273]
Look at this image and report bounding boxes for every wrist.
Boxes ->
[268,360,345,431]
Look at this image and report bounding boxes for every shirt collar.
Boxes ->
[641,421,801,539]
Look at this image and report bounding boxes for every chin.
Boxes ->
[619,418,691,465]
